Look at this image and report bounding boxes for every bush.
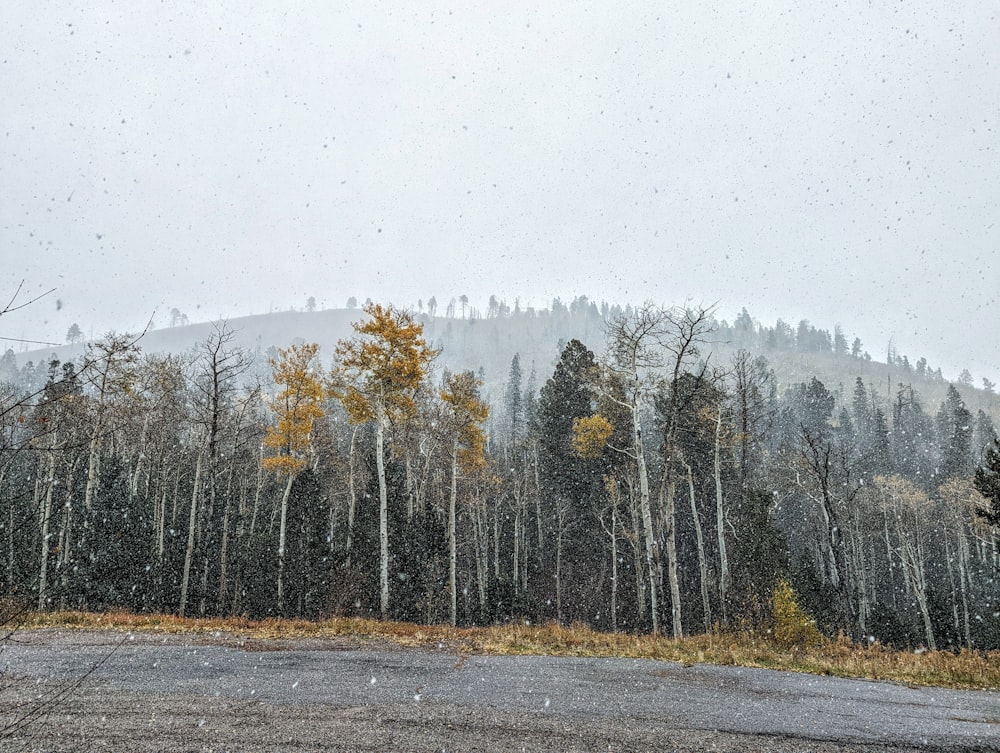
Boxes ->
[771,578,824,648]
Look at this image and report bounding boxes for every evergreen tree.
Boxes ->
[892,385,936,489]
[535,339,602,623]
[974,438,1000,527]
[502,354,523,459]
[938,385,973,481]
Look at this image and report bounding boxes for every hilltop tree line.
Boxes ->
[1,302,999,649]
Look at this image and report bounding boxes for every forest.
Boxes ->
[1,300,999,652]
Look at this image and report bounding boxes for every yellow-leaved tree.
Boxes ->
[333,303,437,619]
[440,370,489,626]
[261,342,325,613]
[572,414,615,460]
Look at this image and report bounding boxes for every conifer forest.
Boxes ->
[2,300,999,652]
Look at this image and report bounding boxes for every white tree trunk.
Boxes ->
[449,444,458,627]
[179,452,203,617]
[663,475,683,639]
[633,400,660,635]
[610,494,619,632]
[276,471,295,614]
[82,434,103,512]
[376,411,390,619]
[344,425,358,567]
[628,479,647,624]
[685,463,711,630]
[713,408,729,622]
[37,445,57,611]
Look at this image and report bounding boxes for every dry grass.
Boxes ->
[24,611,1000,690]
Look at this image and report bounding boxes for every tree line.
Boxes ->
[1,301,999,649]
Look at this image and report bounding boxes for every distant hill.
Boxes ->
[8,305,999,422]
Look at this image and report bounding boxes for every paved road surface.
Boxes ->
[3,629,999,752]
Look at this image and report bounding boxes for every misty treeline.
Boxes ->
[1,301,999,651]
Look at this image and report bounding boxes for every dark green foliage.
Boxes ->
[868,602,916,649]
[938,385,973,481]
[284,470,331,619]
[974,438,1000,527]
[534,339,607,623]
[536,339,601,505]
[789,555,841,636]
[729,490,786,627]
[78,456,152,613]
[892,385,937,489]
[787,377,835,438]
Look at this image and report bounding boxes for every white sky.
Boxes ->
[2,1,998,381]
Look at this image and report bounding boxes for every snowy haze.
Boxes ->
[2,1,998,382]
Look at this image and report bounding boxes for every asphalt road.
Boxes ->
[3,629,1000,752]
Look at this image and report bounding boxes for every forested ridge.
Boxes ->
[2,300,999,651]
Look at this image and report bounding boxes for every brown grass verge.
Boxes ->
[23,611,1000,691]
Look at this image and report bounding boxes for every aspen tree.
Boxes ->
[870,475,936,650]
[604,303,714,636]
[190,324,251,613]
[333,304,436,619]
[440,370,489,626]
[261,342,325,614]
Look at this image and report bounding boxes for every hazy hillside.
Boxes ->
[7,303,999,421]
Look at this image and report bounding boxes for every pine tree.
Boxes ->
[974,438,1000,527]
[536,339,601,623]
[938,385,973,481]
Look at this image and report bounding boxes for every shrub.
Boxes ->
[771,578,824,648]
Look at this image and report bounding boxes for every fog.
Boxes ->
[2,1,997,381]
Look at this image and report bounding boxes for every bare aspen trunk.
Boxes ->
[218,456,236,608]
[942,534,960,640]
[957,530,972,648]
[633,400,660,635]
[532,440,544,564]
[179,453,203,617]
[405,455,415,522]
[898,532,935,650]
[416,437,433,516]
[449,445,458,627]
[513,498,521,596]
[38,445,57,611]
[344,426,358,567]
[6,495,13,593]
[156,485,167,561]
[628,481,647,624]
[851,507,869,637]
[610,494,618,632]
[882,506,898,610]
[376,412,390,619]
[492,504,501,580]
[662,475,683,639]
[130,414,150,501]
[57,461,77,610]
[170,467,181,526]
[915,563,935,651]
[276,471,295,614]
[713,408,729,622]
[83,434,103,512]
[472,495,488,618]
[685,463,711,630]
[247,442,265,544]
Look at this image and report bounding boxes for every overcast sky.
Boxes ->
[3,1,998,382]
